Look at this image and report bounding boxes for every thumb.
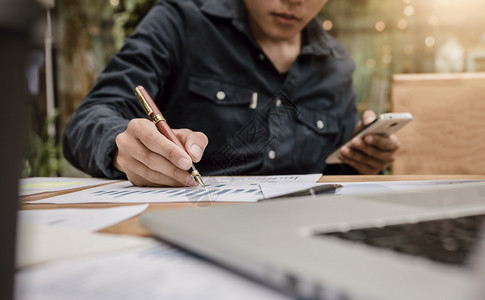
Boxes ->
[362,110,377,126]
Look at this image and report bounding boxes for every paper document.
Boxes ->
[16,222,154,268]
[29,174,322,204]
[15,244,290,300]
[260,182,334,199]
[19,177,117,196]
[331,179,483,195]
[260,179,483,199]
[18,204,148,232]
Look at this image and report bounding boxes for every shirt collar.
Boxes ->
[200,0,250,36]
[200,0,340,58]
[300,18,343,57]
[200,0,245,23]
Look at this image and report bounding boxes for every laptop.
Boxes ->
[140,182,485,300]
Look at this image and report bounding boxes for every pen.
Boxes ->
[134,85,205,187]
[265,184,342,200]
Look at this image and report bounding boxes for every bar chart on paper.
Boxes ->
[28,174,322,204]
[92,181,262,203]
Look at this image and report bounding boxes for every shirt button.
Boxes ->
[268,150,276,160]
[216,91,226,101]
[275,99,282,107]
[258,53,265,60]
[316,120,325,129]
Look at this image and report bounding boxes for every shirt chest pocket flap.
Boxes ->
[188,76,254,106]
[296,106,340,136]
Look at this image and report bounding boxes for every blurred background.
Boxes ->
[24,0,485,178]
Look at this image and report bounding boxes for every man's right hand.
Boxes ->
[114,118,208,187]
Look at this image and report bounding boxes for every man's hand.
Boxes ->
[114,118,208,187]
[337,110,400,175]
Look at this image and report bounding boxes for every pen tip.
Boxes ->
[195,175,205,188]
[190,167,205,188]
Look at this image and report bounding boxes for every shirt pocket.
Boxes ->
[296,107,340,135]
[188,75,254,106]
[294,107,341,170]
[185,75,259,171]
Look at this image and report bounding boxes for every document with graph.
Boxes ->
[28,174,322,204]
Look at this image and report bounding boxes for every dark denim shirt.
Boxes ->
[63,0,359,178]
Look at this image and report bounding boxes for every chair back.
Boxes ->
[391,73,485,174]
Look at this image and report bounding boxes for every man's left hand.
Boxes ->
[337,110,400,175]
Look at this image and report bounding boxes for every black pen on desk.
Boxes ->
[134,85,205,187]
[265,184,343,200]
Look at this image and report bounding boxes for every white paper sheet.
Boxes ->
[16,222,154,269]
[15,244,290,300]
[18,204,148,232]
[331,179,483,195]
[259,182,332,199]
[29,174,322,204]
[260,179,484,199]
[19,177,118,196]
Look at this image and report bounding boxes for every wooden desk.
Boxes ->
[20,175,485,237]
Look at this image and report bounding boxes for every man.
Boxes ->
[64,0,399,187]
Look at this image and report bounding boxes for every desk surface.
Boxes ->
[20,175,485,237]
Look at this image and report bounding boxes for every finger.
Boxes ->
[339,146,387,171]
[129,120,193,170]
[124,166,182,187]
[339,154,381,175]
[128,138,196,186]
[362,110,377,126]
[364,134,400,151]
[349,137,397,163]
[353,110,377,133]
[122,153,196,187]
[351,143,396,164]
[175,129,209,162]
[116,128,196,186]
[125,168,162,187]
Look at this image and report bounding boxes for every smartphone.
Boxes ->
[325,112,413,164]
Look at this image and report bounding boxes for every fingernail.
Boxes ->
[177,158,192,170]
[340,147,349,155]
[364,117,374,125]
[186,175,197,186]
[190,144,203,161]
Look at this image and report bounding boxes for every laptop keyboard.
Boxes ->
[322,214,485,266]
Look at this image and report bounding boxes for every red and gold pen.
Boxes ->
[134,85,205,187]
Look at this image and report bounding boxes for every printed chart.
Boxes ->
[29,174,322,204]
